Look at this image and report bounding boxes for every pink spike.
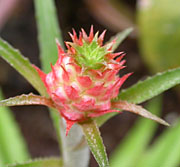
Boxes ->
[119,59,126,66]
[68,32,75,42]
[65,42,72,52]
[116,54,125,62]
[107,63,121,70]
[106,39,116,51]
[98,30,106,46]
[65,42,76,54]
[65,41,71,49]
[56,40,65,65]
[111,52,124,59]
[116,73,132,89]
[61,65,69,82]
[78,32,83,46]
[70,47,76,54]
[65,120,75,136]
[56,40,65,54]
[89,25,94,43]
[33,65,46,82]
[81,28,88,41]
[72,28,78,43]
[50,63,58,81]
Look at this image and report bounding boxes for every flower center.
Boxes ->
[74,40,107,69]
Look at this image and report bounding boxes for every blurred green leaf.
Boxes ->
[110,96,162,167]
[34,0,64,158]
[0,147,5,166]
[107,27,133,51]
[81,121,109,167]
[137,0,180,73]
[0,93,54,108]
[34,0,64,73]
[137,118,180,167]
[0,89,30,165]
[96,67,180,126]
[0,38,47,96]
[7,157,62,167]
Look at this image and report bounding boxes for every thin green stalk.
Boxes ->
[59,119,90,167]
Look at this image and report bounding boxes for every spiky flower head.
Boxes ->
[35,26,131,134]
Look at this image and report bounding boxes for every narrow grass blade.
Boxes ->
[0,147,5,166]
[34,0,64,159]
[110,96,162,167]
[0,93,54,108]
[0,38,47,96]
[0,89,30,164]
[107,27,133,51]
[81,121,109,167]
[34,0,64,73]
[7,157,62,167]
[138,118,180,167]
[95,67,180,126]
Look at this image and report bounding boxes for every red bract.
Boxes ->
[34,26,131,135]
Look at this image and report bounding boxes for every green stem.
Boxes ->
[59,119,90,167]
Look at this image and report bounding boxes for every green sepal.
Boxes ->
[74,40,107,69]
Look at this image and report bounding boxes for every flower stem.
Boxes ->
[59,118,90,167]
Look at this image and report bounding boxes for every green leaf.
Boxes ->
[137,118,180,167]
[112,100,168,126]
[0,151,4,166]
[95,67,180,126]
[0,38,47,96]
[107,27,133,52]
[0,89,30,165]
[117,67,180,103]
[34,0,64,160]
[137,0,180,73]
[81,120,109,167]
[7,157,62,167]
[34,0,64,73]
[0,93,54,108]
[110,96,162,167]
